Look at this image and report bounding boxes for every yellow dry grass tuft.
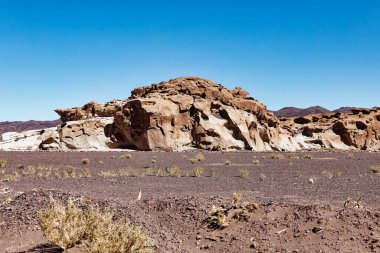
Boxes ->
[193,167,204,177]
[370,165,380,173]
[85,206,153,253]
[38,196,87,250]
[0,159,7,169]
[38,197,154,253]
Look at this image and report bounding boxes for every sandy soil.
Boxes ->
[0,151,379,252]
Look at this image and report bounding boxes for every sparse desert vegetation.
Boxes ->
[0,159,7,169]
[193,167,204,177]
[239,169,249,178]
[0,151,379,253]
[271,154,284,159]
[369,165,380,173]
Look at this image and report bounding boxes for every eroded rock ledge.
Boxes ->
[1,77,379,151]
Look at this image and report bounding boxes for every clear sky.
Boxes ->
[0,0,379,121]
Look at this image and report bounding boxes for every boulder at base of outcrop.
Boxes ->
[40,117,118,151]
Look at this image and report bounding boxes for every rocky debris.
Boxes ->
[283,108,380,151]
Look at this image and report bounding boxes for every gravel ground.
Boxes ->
[0,151,379,252]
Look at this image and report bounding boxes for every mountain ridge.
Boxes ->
[272,106,355,118]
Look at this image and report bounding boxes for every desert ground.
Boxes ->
[0,151,379,253]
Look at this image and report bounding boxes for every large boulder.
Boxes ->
[40,117,118,150]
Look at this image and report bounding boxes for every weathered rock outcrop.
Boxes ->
[111,77,298,151]
[1,77,379,151]
[282,108,380,151]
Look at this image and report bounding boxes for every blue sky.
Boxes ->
[0,0,379,121]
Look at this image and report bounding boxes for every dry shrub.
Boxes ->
[23,165,36,175]
[232,192,242,205]
[239,169,249,178]
[80,168,91,178]
[3,171,20,182]
[144,167,161,177]
[0,159,7,169]
[193,167,204,177]
[210,167,217,177]
[304,155,313,159]
[232,208,250,222]
[99,170,119,178]
[64,166,76,178]
[119,167,132,177]
[38,197,87,250]
[271,154,284,159]
[370,165,380,173]
[121,154,132,159]
[166,166,181,177]
[287,153,299,159]
[208,196,258,229]
[322,170,333,179]
[195,153,205,161]
[224,160,231,165]
[208,208,229,229]
[38,197,153,253]
[252,159,260,165]
[85,207,153,253]
[259,173,266,181]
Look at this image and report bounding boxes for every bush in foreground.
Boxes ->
[38,196,153,253]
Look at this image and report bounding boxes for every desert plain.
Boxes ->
[0,150,379,253]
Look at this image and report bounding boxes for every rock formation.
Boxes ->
[282,108,380,151]
[0,76,379,152]
[0,118,115,151]
[110,77,298,151]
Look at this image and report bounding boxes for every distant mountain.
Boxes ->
[272,106,355,118]
[0,120,61,137]
[332,107,355,113]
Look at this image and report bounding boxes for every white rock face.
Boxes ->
[0,117,115,151]
[0,129,51,151]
